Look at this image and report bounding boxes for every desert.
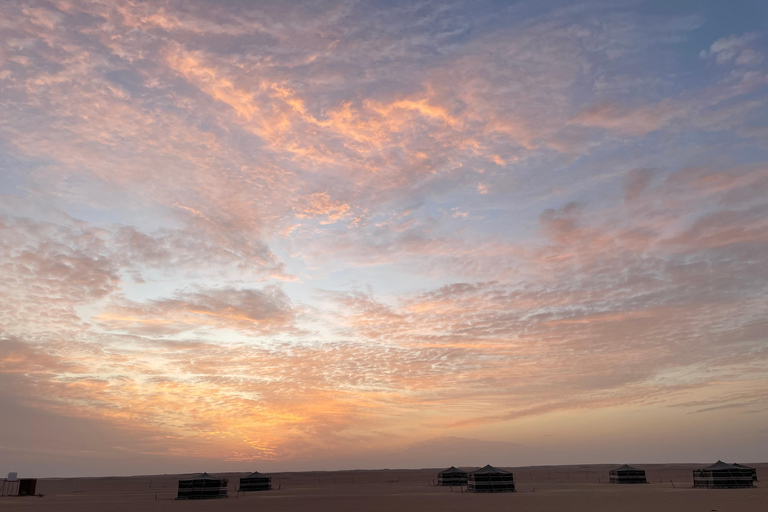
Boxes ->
[1,463,766,512]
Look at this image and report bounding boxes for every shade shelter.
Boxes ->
[1,473,36,497]
[176,473,228,499]
[609,464,647,484]
[239,471,271,492]
[467,465,515,493]
[437,466,467,486]
[692,461,754,489]
[733,463,758,482]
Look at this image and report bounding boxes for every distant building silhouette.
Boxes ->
[176,473,228,499]
[467,464,515,493]
[437,466,467,486]
[239,471,271,492]
[692,461,754,488]
[609,464,647,484]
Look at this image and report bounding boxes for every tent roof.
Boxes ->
[614,464,642,471]
[703,460,740,471]
[244,471,268,478]
[439,466,467,474]
[181,472,221,481]
[471,464,510,475]
[732,463,755,470]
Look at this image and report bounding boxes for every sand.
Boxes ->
[1,463,766,512]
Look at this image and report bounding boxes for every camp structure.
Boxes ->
[467,465,515,493]
[733,463,758,482]
[437,466,467,486]
[609,464,647,484]
[692,461,755,489]
[176,473,228,500]
[239,471,272,492]
[1,473,37,497]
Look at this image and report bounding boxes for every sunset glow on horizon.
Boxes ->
[1,0,768,477]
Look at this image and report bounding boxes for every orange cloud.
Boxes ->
[166,48,260,121]
[294,192,352,224]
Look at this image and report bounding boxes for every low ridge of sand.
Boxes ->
[1,463,766,512]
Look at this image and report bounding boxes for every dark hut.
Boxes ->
[437,466,467,486]
[239,471,272,492]
[692,461,754,489]
[733,463,758,482]
[1,474,37,497]
[467,464,515,493]
[609,464,647,484]
[176,473,228,499]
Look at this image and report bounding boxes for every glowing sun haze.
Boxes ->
[1,0,768,477]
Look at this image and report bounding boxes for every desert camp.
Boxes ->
[466,465,516,493]
[692,461,755,489]
[437,466,467,486]
[176,473,228,500]
[609,464,647,484]
[239,470,272,492]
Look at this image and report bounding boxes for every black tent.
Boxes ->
[609,464,647,484]
[467,464,515,493]
[239,471,272,492]
[692,461,754,489]
[176,473,228,499]
[733,463,758,482]
[437,466,467,486]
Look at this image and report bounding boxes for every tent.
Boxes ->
[467,464,515,493]
[1,473,36,497]
[176,473,228,499]
[692,461,754,489]
[239,471,272,492]
[437,466,467,486]
[609,464,647,484]
[733,463,758,482]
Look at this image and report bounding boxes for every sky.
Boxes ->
[1,0,768,478]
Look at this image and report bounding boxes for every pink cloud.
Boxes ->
[96,286,298,336]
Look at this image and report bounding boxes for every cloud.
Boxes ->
[96,286,298,336]
[294,192,352,224]
[700,32,762,65]
[571,101,681,136]
[623,168,655,202]
[735,49,764,66]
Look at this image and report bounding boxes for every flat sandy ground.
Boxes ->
[1,463,766,512]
